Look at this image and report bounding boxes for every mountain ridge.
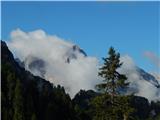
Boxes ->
[15,43,160,91]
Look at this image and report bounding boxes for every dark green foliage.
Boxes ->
[13,79,25,120]
[150,101,160,119]
[73,90,160,120]
[24,80,38,120]
[73,90,99,110]
[129,95,150,119]
[97,47,129,95]
[73,90,100,120]
[74,104,91,120]
[91,94,114,120]
[91,94,135,120]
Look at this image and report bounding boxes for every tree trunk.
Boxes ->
[123,114,128,120]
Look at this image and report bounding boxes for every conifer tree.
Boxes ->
[13,79,25,120]
[7,73,16,120]
[95,47,133,120]
[97,47,129,96]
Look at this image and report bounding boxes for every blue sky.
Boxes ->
[1,1,160,73]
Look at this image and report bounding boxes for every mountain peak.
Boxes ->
[65,45,87,63]
[72,45,87,57]
[136,67,160,88]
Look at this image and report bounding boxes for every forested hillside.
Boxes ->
[1,40,160,120]
[1,41,78,120]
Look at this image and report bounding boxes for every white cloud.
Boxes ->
[7,29,100,98]
[119,55,160,101]
[7,29,160,100]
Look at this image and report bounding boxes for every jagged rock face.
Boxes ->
[65,45,87,63]
[136,67,160,88]
[73,45,87,57]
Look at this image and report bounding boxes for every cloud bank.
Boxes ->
[7,29,160,100]
[7,29,100,98]
[119,55,160,101]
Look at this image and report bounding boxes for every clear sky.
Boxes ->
[1,1,160,73]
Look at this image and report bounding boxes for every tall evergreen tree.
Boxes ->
[97,47,129,96]
[13,79,25,120]
[95,47,133,120]
[7,73,16,120]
